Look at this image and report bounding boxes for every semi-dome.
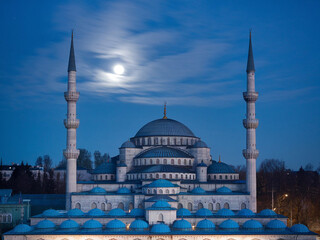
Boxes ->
[208,160,236,174]
[195,208,213,217]
[117,187,130,194]
[120,140,136,148]
[242,220,263,230]
[36,220,56,229]
[196,219,215,230]
[266,219,286,230]
[216,186,232,193]
[82,219,102,230]
[106,219,126,230]
[216,208,235,217]
[87,208,106,216]
[42,209,60,217]
[129,220,149,230]
[219,219,239,229]
[12,224,32,233]
[172,219,192,231]
[108,208,126,216]
[135,118,195,138]
[259,209,277,217]
[147,179,175,188]
[237,208,255,217]
[128,208,145,217]
[92,162,116,174]
[177,208,192,217]
[191,140,208,148]
[290,224,310,233]
[150,223,171,233]
[60,220,79,229]
[67,208,85,217]
[191,187,206,194]
[90,187,107,194]
[152,200,171,208]
[136,146,193,159]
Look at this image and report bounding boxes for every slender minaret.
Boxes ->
[63,31,80,210]
[243,31,259,212]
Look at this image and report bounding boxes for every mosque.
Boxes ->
[3,33,319,240]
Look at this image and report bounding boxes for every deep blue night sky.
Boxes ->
[0,1,319,170]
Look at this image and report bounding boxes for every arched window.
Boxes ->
[153,189,157,194]
[118,202,124,210]
[241,203,246,209]
[208,175,211,180]
[184,159,187,165]
[189,160,191,165]
[219,175,222,180]
[171,159,174,164]
[164,159,167,164]
[165,189,169,194]
[178,159,181,165]
[169,174,172,179]
[156,174,159,179]
[148,138,151,145]
[214,175,216,180]
[75,202,81,209]
[225,175,228,179]
[148,189,151,194]
[129,202,134,210]
[167,137,170,145]
[224,202,230,209]
[158,213,164,222]
[208,203,213,210]
[105,175,108,180]
[107,203,112,210]
[216,203,221,210]
[149,174,152,179]
[181,174,183,179]
[144,159,146,165]
[101,203,106,211]
[172,189,175,194]
[156,159,160,164]
[188,202,193,211]
[180,138,183,145]
[198,202,203,209]
[91,202,97,209]
[159,189,163,194]
[162,174,166,178]
[178,203,183,209]
[175,174,178,179]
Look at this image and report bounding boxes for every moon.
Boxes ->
[113,64,125,75]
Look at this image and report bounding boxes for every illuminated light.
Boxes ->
[113,64,125,75]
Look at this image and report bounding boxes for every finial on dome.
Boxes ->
[163,102,167,119]
[218,155,221,163]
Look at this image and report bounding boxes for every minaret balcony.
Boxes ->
[243,119,259,129]
[64,91,80,101]
[242,149,259,159]
[63,149,80,159]
[64,119,80,128]
[243,92,258,102]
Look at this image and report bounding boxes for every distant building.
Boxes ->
[0,164,44,181]
[54,166,91,181]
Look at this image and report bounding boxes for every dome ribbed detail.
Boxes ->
[136,146,193,159]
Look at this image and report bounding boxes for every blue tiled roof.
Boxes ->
[216,208,235,217]
[196,219,215,230]
[152,200,171,208]
[172,219,192,230]
[82,220,102,229]
[177,208,192,217]
[208,160,236,174]
[87,208,106,216]
[129,165,193,174]
[237,208,255,217]
[145,195,177,202]
[259,209,277,217]
[68,32,76,72]
[147,179,174,188]
[36,220,56,229]
[60,220,79,229]
[150,223,171,233]
[134,118,195,137]
[106,219,126,230]
[108,208,126,216]
[120,141,136,148]
[117,187,130,194]
[219,219,239,229]
[129,220,149,230]
[191,140,208,148]
[42,209,61,217]
[67,208,84,217]
[290,224,310,233]
[266,220,286,230]
[242,220,263,230]
[90,187,107,194]
[191,187,206,194]
[195,208,213,217]
[12,224,32,233]
[135,146,193,158]
[92,162,116,174]
[246,32,255,73]
[128,208,145,217]
[216,186,232,193]
[197,161,207,167]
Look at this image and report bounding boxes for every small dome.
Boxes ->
[82,219,102,230]
[12,224,32,233]
[192,140,208,148]
[177,208,192,217]
[195,208,213,217]
[60,220,79,229]
[117,162,127,167]
[243,220,263,230]
[148,179,175,188]
[152,200,171,208]
[92,162,116,174]
[216,208,235,217]
[290,224,310,233]
[259,209,277,217]
[216,186,232,193]
[67,208,85,217]
[130,220,149,230]
[42,209,60,217]
[191,187,206,194]
[136,146,193,159]
[237,208,255,217]
[196,219,215,230]
[219,219,239,229]
[208,160,236,174]
[129,208,145,217]
[120,140,136,148]
[106,219,126,230]
[172,219,192,231]
[87,208,106,216]
[197,161,207,167]
[150,223,171,233]
[266,219,286,230]
[117,187,130,194]
[36,220,56,229]
[90,187,107,194]
[108,208,126,216]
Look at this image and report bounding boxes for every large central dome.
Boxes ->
[134,118,195,137]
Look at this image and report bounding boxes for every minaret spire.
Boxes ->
[64,31,80,210]
[243,31,259,212]
[163,102,167,119]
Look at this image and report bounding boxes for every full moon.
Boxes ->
[113,64,125,75]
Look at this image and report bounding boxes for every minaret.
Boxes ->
[243,31,259,212]
[63,31,80,210]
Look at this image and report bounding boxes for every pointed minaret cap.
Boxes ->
[163,102,167,119]
[246,30,255,73]
[218,155,221,163]
[68,30,76,72]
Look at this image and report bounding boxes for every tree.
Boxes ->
[77,149,92,170]
[94,151,110,168]
[43,155,52,171]
[305,163,314,171]
[57,158,67,168]
[35,156,43,167]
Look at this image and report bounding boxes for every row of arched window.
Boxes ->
[134,158,193,166]
[93,174,115,181]
[128,173,196,180]
[134,137,197,146]
[146,188,176,194]
[177,202,246,211]
[208,174,239,180]
[75,202,139,211]
[0,214,12,223]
